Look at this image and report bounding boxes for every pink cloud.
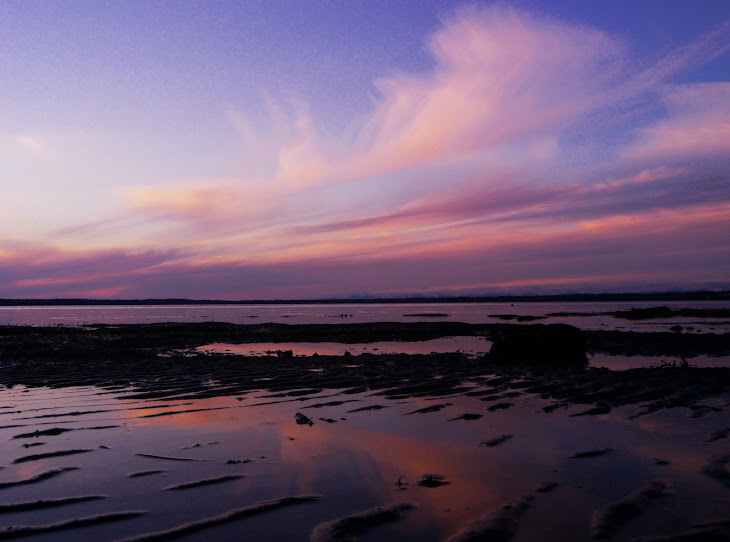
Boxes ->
[626,83,730,160]
[13,7,728,298]
[340,6,625,181]
[3,199,727,299]
[0,240,179,298]
[126,6,626,211]
[123,8,729,243]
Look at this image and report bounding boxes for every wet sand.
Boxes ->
[0,322,729,541]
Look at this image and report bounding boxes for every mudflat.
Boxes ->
[0,322,729,541]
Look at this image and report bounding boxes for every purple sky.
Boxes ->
[1,1,729,299]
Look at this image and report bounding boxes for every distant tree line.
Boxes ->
[0,290,727,306]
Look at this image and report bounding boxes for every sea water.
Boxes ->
[0,300,728,332]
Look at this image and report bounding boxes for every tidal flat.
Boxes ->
[0,321,729,541]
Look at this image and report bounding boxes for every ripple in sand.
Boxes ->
[303,400,358,409]
[637,519,730,541]
[137,406,230,419]
[480,434,514,447]
[346,404,388,413]
[0,510,145,540]
[448,413,483,421]
[404,403,452,415]
[126,470,166,478]
[0,467,78,490]
[702,454,730,488]
[311,502,414,542]
[486,402,515,412]
[0,495,106,514]
[12,427,73,439]
[13,449,92,464]
[135,453,207,462]
[163,474,245,491]
[16,409,112,420]
[570,448,613,459]
[11,425,119,439]
[590,480,672,539]
[115,495,320,542]
[535,481,560,493]
[705,427,730,442]
[446,495,533,542]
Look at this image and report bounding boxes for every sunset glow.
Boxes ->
[2,1,729,299]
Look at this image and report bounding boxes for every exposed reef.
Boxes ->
[0,323,728,422]
[488,323,587,366]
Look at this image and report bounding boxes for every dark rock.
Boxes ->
[489,324,587,366]
[294,412,314,426]
[418,474,450,488]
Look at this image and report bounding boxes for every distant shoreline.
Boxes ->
[0,290,728,306]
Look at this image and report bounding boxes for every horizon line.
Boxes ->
[0,290,728,306]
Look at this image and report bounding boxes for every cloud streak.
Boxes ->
[6,5,730,298]
[2,199,727,299]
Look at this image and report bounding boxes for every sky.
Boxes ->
[1,1,729,300]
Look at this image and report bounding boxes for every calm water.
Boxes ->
[1,301,729,333]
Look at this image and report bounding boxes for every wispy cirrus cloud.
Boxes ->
[12,5,729,298]
[626,82,730,160]
[0,239,181,298]
[3,199,727,299]
[124,7,728,221]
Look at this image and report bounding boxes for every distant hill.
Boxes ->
[0,291,728,306]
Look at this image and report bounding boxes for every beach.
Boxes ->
[4,1,728,538]
[1,318,729,541]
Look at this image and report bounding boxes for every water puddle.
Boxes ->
[197,336,493,357]
[589,353,730,370]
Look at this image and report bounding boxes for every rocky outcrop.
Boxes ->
[489,324,587,366]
